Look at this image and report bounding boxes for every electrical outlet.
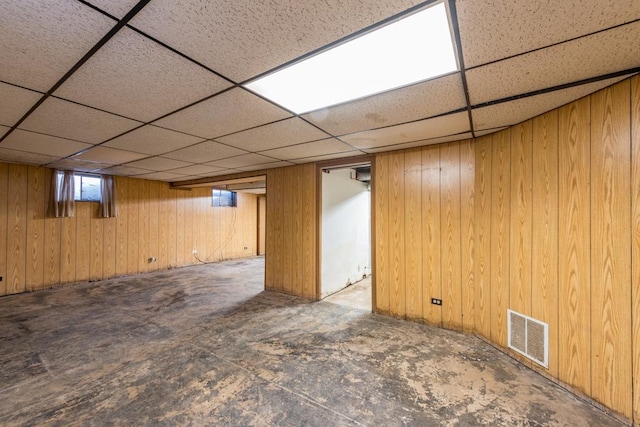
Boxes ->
[431,298,442,306]
[0,276,2,282]
[148,257,157,263]
[192,250,198,255]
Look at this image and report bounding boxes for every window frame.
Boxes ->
[73,173,102,202]
[211,188,237,207]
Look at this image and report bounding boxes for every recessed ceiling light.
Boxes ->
[245,1,458,115]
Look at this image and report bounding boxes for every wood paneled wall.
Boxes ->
[0,167,258,296]
[373,140,475,330]
[264,164,316,299]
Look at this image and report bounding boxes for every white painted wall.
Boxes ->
[321,168,371,297]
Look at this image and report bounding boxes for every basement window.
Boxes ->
[54,172,101,202]
[212,189,237,207]
[244,1,457,114]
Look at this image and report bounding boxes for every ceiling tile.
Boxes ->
[0,125,9,140]
[260,138,355,160]
[103,125,204,155]
[340,112,470,149]
[97,165,152,176]
[20,97,141,144]
[466,21,640,105]
[457,0,640,68]
[236,161,294,172]
[154,88,292,139]
[169,164,226,176]
[1,129,92,157]
[55,27,232,122]
[0,0,115,91]
[47,158,113,172]
[0,83,42,127]
[302,73,466,136]
[131,0,424,82]
[217,118,330,152]
[83,0,139,19]
[135,171,190,182]
[72,146,147,164]
[0,148,58,166]
[204,153,276,169]
[289,150,363,164]
[162,141,247,163]
[362,132,473,153]
[127,157,193,171]
[472,76,629,131]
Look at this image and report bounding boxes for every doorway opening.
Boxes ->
[319,162,372,311]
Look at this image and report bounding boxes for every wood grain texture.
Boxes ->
[441,142,462,330]
[631,74,640,425]
[258,196,266,256]
[558,97,591,396]
[531,110,559,378]
[127,179,139,275]
[138,179,150,273]
[43,168,60,287]
[182,189,194,266]
[421,145,441,326]
[60,214,76,285]
[167,188,177,268]
[282,167,294,294]
[388,150,406,317]
[26,167,45,291]
[460,139,475,333]
[103,215,116,280]
[90,204,103,281]
[7,164,28,294]
[374,152,390,314]
[75,202,91,282]
[474,135,492,339]
[490,130,511,347]
[404,148,423,320]
[292,166,304,296]
[590,80,632,418]
[0,163,8,295]
[148,181,159,272]
[115,176,128,276]
[157,183,169,270]
[265,168,283,291]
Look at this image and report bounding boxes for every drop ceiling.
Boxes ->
[0,0,638,183]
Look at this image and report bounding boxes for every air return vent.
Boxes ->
[507,309,549,368]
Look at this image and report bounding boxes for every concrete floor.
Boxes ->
[0,257,623,426]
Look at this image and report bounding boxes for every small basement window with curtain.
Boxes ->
[74,173,101,202]
[212,189,237,207]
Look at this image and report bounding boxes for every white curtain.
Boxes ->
[100,174,118,218]
[47,170,75,218]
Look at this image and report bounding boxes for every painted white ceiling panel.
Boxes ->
[55,28,231,122]
[289,150,363,164]
[47,158,113,172]
[97,165,152,176]
[20,97,141,144]
[466,21,640,105]
[168,164,227,176]
[0,0,115,91]
[131,0,426,82]
[155,88,292,139]
[104,125,204,155]
[303,73,466,136]
[236,161,294,172]
[362,132,473,153]
[127,157,193,171]
[340,112,470,149]
[204,153,276,169]
[135,171,190,182]
[0,148,58,166]
[0,83,42,127]
[1,129,92,157]
[216,118,330,152]
[72,146,147,164]
[162,141,247,163]
[260,138,356,160]
[472,76,630,130]
[458,0,640,68]
[83,0,140,19]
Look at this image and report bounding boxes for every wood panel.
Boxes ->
[75,202,91,282]
[115,176,128,276]
[474,135,492,339]
[265,168,283,291]
[26,167,45,291]
[138,179,150,273]
[175,189,186,267]
[441,142,462,330]
[258,196,266,256]
[127,179,139,275]
[558,97,591,395]
[421,145,441,326]
[59,213,76,285]
[374,152,390,314]
[90,204,104,281]
[631,74,640,425]
[167,188,177,268]
[0,163,8,295]
[148,181,159,272]
[531,109,559,378]
[43,168,61,287]
[404,148,423,320]
[388,150,405,317]
[490,130,510,347]
[103,215,116,280]
[157,182,169,270]
[182,190,194,265]
[460,139,475,333]
[590,81,632,418]
[7,164,28,294]
[292,167,303,296]
[283,167,295,294]
[302,164,316,299]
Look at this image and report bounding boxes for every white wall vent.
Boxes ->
[507,309,549,368]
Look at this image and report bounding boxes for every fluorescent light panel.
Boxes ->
[245,2,458,114]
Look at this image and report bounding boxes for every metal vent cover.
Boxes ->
[507,309,549,368]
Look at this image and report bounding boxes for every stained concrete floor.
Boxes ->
[0,257,623,426]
